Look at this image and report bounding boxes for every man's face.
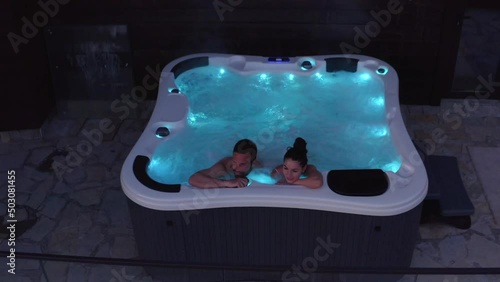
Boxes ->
[231,152,253,177]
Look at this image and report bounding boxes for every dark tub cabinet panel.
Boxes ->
[128,199,422,282]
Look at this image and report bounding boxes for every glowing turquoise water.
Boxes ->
[147,66,402,184]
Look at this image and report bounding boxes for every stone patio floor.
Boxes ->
[0,99,499,282]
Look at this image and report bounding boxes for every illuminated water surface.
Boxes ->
[147,66,401,184]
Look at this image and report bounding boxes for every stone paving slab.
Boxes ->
[79,118,123,142]
[0,129,42,144]
[25,177,54,210]
[20,216,56,242]
[41,117,87,140]
[25,146,56,167]
[468,147,500,225]
[67,263,87,282]
[0,151,30,171]
[0,141,23,155]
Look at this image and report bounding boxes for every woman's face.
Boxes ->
[283,159,306,183]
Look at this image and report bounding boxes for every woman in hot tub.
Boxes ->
[271,137,323,189]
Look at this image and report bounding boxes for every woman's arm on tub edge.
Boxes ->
[294,165,323,189]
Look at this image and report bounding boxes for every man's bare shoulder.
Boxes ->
[210,157,232,176]
[220,156,232,163]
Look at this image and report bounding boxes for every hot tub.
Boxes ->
[121,53,427,282]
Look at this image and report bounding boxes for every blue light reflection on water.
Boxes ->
[246,168,277,184]
[147,68,402,184]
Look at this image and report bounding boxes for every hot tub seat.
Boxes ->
[133,155,180,193]
[327,169,389,196]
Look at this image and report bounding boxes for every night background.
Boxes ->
[2,0,498,131]
[1,1,500,282]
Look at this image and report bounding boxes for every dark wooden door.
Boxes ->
[0,0,54,131]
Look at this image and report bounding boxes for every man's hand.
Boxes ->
[224,178,249,188]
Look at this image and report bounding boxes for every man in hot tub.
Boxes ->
[189,139,261,188]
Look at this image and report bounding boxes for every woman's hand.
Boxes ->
[276,178,289,185]
[271,167,280,178]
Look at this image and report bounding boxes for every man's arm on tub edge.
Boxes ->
[188,158,230,188]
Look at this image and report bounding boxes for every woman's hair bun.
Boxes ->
[293,137,307,154]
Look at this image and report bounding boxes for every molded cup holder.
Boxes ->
[155,127,170,138]
[301,61,313,70]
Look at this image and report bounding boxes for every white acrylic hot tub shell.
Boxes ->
[120,53,428,216]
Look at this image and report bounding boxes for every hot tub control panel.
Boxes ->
[267,57,290,63]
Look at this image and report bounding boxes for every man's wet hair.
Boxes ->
[233,139,257,161]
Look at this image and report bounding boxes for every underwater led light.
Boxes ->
[258,73,271,85]
[187,111,207,126]
[219,68,225,74]
[359,73,371,81]
[288,74,295,80]
[314,73,322,79]
[370,97,385,107]
[147,158,161,171]
[383,161,401,173]
[371,127,388,137]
